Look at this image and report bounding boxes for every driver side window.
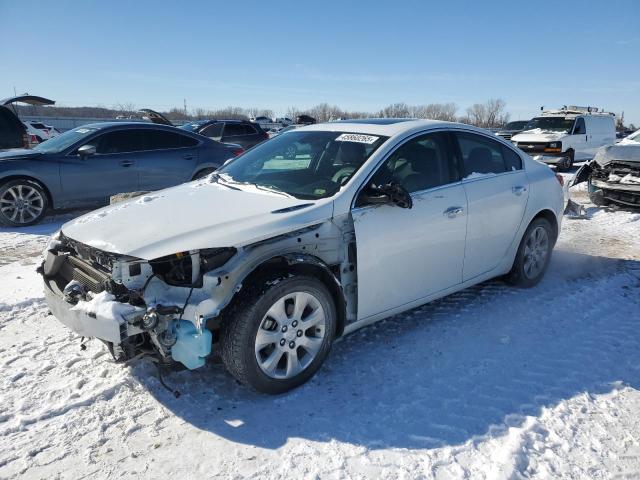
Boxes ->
[573,118,586,135]
[369,132,459,193]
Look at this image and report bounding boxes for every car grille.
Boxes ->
[516,142,547,153]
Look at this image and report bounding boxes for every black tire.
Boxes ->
[556,150,573,172]
[506,218,554,288]
[192,167,216,180]
[0,179,49,227]
[220,274,337,394]
[589,189,610,207]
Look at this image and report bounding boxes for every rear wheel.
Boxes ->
[506,218,554,288]
[0,179,48,227]
[220,275,336,394]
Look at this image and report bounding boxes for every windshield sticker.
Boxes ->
[335,133,379,144]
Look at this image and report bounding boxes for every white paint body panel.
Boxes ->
[461,170,529,281]
[352,183,467,319]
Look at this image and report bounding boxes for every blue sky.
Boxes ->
[1,0,639,123]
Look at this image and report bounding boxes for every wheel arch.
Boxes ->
[531,208,559,245]
[223,252,347,337]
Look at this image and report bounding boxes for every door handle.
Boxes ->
[183,155,195,160]
[443,206,464,218]
[120,160,134,167]
[512,185,527,196]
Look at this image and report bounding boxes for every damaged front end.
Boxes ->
[39,232,235,368]
[571,157,640,208]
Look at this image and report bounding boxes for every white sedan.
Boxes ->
[40,119,564,393]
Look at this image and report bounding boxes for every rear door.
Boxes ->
[452,131,529,281]
[59,129,142,205]
[136,129,200,190]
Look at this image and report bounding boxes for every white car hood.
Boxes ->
[512,129,566,143]
[61,180,332,259]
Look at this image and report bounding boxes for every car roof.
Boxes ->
[295,118,454,137]
[69,121,198,132]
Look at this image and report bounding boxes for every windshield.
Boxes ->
[524,116,575,133]
[504,121,528,130]
[178,122,203,132]
[626,130,640,142]
[33,126,99,153]
[217,131,388,200]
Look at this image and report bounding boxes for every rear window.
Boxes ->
[144,130,199,149]
[224,123,255,136]
[456,132,515,176]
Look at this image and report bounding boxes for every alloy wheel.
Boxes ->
[0,184,45,225]
[523,226,549,279]
[254,291,327,379]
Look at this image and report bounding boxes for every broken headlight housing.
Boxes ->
[149,248,236,287]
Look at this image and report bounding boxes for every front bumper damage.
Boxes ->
[571,160,640,207]
[39,236,215,369]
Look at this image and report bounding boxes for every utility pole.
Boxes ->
[183,99,187,115]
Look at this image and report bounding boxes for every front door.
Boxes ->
[59,129,142,205]
[352,131,467,320]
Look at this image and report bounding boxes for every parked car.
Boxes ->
[23,120,60,144]
[179,119,269,149]
[571,141,640,207]
[275,117,294,126]
[296,114,316,125]
[0,122,243,226]
[495,120,529,141]
[617,129,640,145]
[40,119,563,393]
[252,116,273,125]
[511,107,616,170]
[0,94,55,150]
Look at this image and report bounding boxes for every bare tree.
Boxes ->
[464,98,509,128]
[412,103,458,121]
[378,103,411,118]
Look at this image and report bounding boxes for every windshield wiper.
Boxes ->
[251,183,294,198]
[209,173,241,190]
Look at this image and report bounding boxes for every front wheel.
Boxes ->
[506,218,554,288]
[220,275,336,394]
[0,179,48,227]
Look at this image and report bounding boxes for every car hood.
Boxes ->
[0,149,43,161]
[61,179,331,260]
[593,144,640,166]
[512,129,566,143]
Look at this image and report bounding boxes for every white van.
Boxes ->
[511,107,616,170]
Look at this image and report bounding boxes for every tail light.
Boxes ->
[261,131,269,140]
[30,134,39,144]
[555,173,564,186]
[232,147,244,157]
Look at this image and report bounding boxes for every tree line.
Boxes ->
[14,98,514,128]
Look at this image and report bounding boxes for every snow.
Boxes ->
[1,197,640,478]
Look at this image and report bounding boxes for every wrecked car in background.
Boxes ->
[40,119,564,394]
[571,143,640,207]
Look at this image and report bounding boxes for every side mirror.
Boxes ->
[362,182,413,209]
[77,144,96,158]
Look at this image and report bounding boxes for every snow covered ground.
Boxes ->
[1,188,639,479]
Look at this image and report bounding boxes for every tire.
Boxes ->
[220,274,337,394]
[0,179,49,227]
[506,218,554,288]
[556,151,573,172]
[589,189,610,207]
[192,167,216,180]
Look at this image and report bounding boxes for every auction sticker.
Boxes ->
[335,133,379,144]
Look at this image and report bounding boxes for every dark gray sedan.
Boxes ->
[0,122,244,226]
